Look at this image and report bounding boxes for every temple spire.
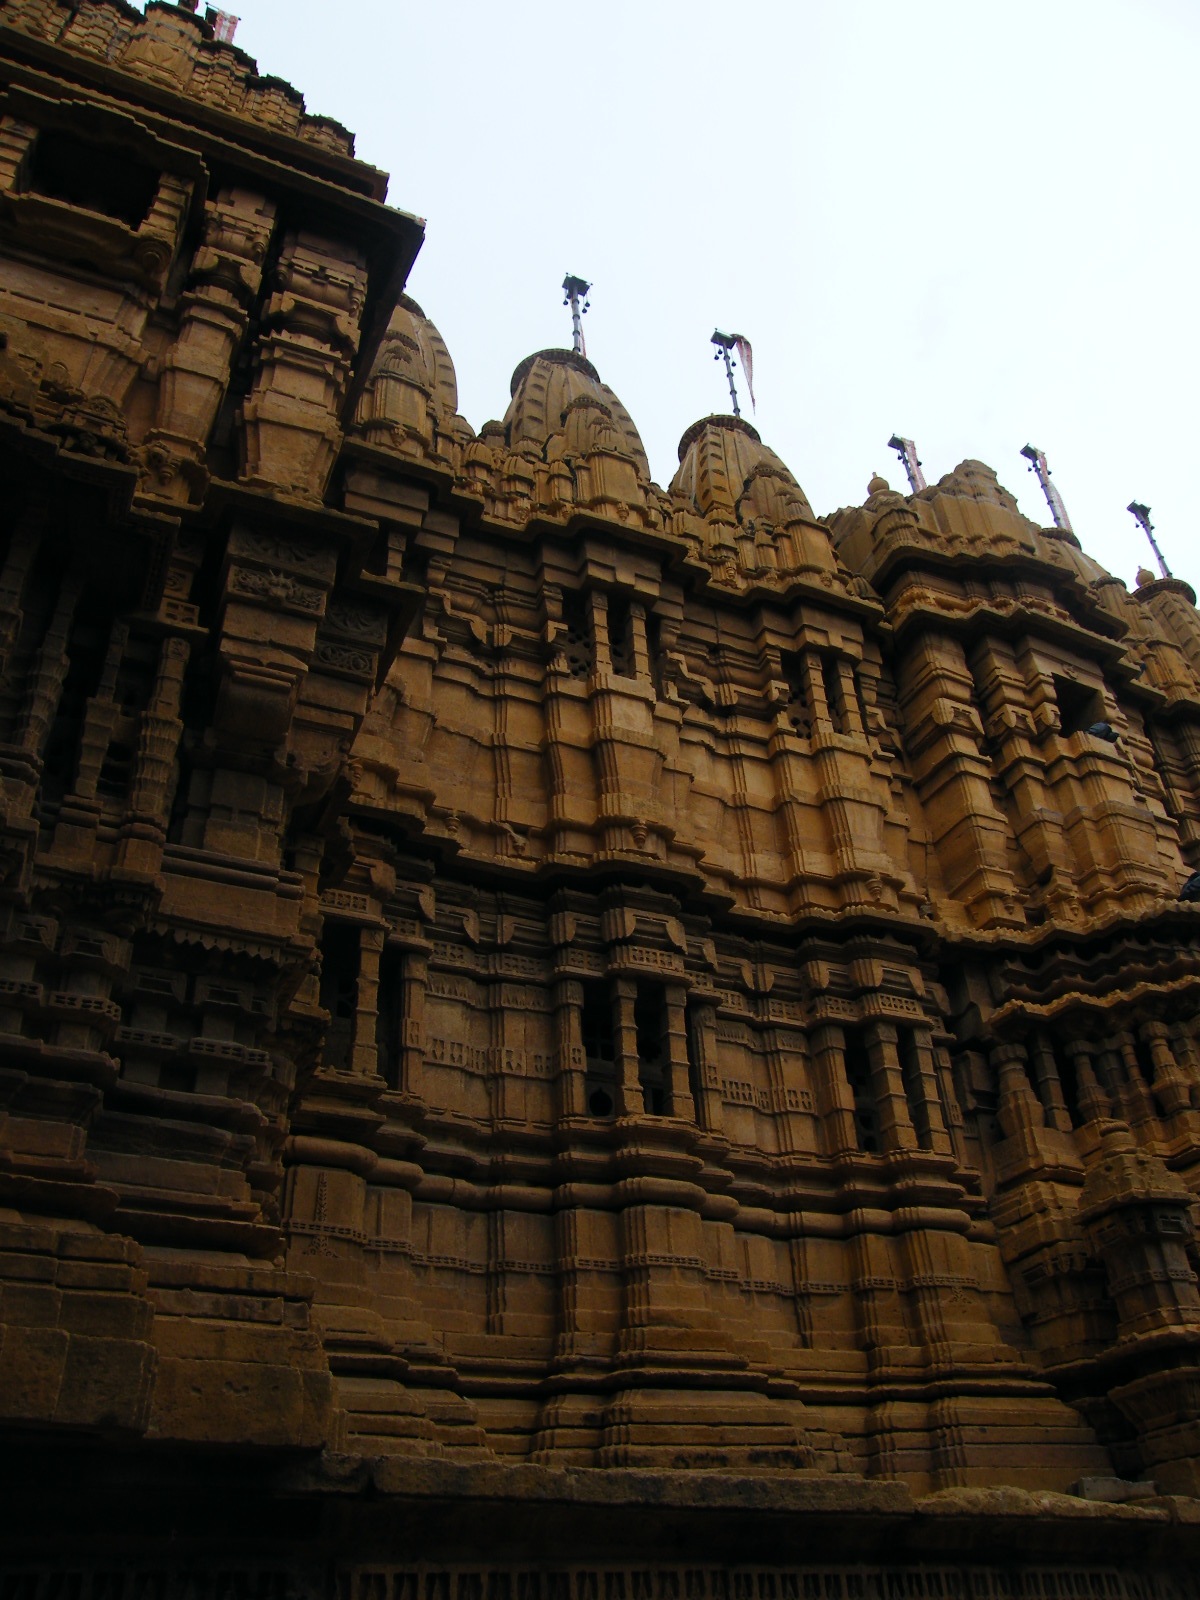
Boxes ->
[1128,501,1172,579]
[1020,444,1073,532]
[562,274,590,357]
[888,434,927,492]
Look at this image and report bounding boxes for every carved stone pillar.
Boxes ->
[684,999,725,1134]
[239,229,369,504]
[1143,1020,1199,1128]
[1029,1032,1072,1132]
[863,1020,918,1153]
[612,977,642,1117]
[350,926,384,1079]
[808,1021,858,1156]
[663,982,695,1121]
[1066,1040,1111,1125]
[902,1025,953,1156]
[895,631,1021,928]
[400,950,427,1099]
[144,187,277,503]
[552,977,587,1121]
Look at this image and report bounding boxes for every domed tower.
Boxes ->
[353,293,468,465]
[496,347,654,525]
[670,412,840,584]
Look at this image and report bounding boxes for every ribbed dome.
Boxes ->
[371,294,458,415]
[670,413,814,525]
[503,348,649,477]
[353,294,464,460]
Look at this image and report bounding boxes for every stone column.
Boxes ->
[895,631,1021,928]
[684,999,725,1134]
[1029,1032,1072,1132]
[808,1021,858,1156]
[552,977,587,1121]
[350,926,385,1079]
[612,978,642,1116]
[663,983,695,1121]
[1066,1040,1111,1124]
[400,950,427,1099]
[863,1020,918,1153]
[1143,1020,1200,1128]
[901,1025,953,1155]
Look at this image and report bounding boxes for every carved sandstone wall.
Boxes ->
[4,2,1200,1564]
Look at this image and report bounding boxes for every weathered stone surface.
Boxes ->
[3,0,1200,1584]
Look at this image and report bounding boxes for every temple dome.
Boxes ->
[670,413,814,526]
[503,348,649,477]
[353,295,464,457]
[373,295,458,414]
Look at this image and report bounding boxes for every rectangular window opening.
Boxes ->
[821,653,849,734]
[581,978,616,1117]
[28,129,159,228]
[1054,676,1104,737]
[635,981,669,1116]
[319,921,360,1071]
[843,1028,880,1153]
[897,1028,934,1150]
[608,593,636,678]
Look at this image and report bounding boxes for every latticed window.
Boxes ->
[561,591,594,680]
[780,649,811,735]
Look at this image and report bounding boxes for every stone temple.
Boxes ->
[3,1,1200,1592]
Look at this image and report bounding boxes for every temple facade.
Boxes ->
[4,2,1200,1592]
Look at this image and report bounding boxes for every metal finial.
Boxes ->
[562,275,591,357]
[711,330,741,417]
[887,435,927,493]
[1128,501,1171,580]
[1020,444,1073,532]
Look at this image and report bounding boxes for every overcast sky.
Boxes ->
[224,0,1197,592]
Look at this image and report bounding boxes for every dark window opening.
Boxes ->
[40,598,111,808]
[28,130,159,228]
[821,654,849,734]
[635,982,669,1116]
[1131,1030,1157,1089]
[158,1062,198,1094]
[780,650,811,735]
[581,978,616,1118]
[561,591,594,680]
[1054,676,1104,737]
[96,740,136,802]
[897,1028,933,1150]
[608,594,636,678]
[844,1028,880,1154]
[115,638,158,713]
[319,921,360,1071]
[376,944,405,1089]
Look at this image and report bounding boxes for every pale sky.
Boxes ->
[224,0,1198,593]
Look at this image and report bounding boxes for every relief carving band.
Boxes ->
[2,0,1200,1593]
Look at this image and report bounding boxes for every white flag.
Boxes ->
[732,335,755,412]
